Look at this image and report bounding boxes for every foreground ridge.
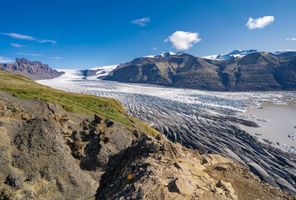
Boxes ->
[0,93,293,199]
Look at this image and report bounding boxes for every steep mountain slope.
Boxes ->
[105,51,296,91]
[0,71,294,199]
[275,55,296,89]
[106,53,225,90]
[0,58,63,80]
[220,52,282,90]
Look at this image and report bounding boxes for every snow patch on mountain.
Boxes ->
[144,51,183,59]
[271,49,296,55]
[203,54,219,60]
[203,49,258,60]
[92,64,118,78]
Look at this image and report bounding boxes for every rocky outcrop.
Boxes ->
[0,92,293,199]
[97,136,239,200]
[96,136,293,200]
[0,58,63,80]
[105,52,296,91]
[0,92,139,199]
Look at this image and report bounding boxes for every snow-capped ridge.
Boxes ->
[85,64,118,79]
[95,64,118,78]
[144,51,183,59]
[203,55,219,60]
[203,49,258,60]
[271,49,296,55]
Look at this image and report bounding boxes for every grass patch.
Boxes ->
[0,71,158,136]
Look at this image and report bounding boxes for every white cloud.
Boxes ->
[0,56,14,63]
[39,39,57,44]
[17,52,42,57]
[166,31,201,50]
[10,43,25,48]
[2,32,56,44]
[2,32,36,40]
[52,56,62,60]
[131,17,150,27]
[286,38,296,41]
[246,16,274,29]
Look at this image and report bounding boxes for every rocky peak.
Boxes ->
[15,57,42,65]
[15,58,30,64]
[0,58,63,80]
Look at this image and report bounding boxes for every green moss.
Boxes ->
[0,71,159,136]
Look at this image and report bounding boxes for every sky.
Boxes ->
[1,0,296,69]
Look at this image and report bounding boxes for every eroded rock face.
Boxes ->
[0,58,63,80]
[0,92,139,199]
[0,92,294,199]
[96,136,293,200]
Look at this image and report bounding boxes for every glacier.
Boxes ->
[37,69,296,194]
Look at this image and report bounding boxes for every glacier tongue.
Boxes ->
[37,73,296,195]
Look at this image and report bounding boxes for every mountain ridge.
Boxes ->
[0,58,63,80]
[104,50,296,91]
[203,49,258,60]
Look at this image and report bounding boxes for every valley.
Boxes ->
[38,70,296,195]
[2,1,296,198]
[2,70,291,199]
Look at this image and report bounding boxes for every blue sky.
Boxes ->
[1,0,296,68]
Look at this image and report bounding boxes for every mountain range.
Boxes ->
[1,49,296,91]
[0,58,63,80]
[105,50,296,91]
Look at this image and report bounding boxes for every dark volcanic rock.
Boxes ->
[0,58,63,80]
[105,52,296,91]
